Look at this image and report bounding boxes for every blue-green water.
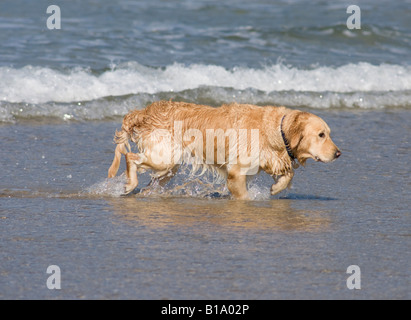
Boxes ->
[0,0,410,299]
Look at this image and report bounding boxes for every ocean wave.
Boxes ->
[1,62,410,104]
[1,62,410,122]
[1,88,410,123]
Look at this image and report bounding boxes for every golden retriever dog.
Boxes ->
[108,101,341,199]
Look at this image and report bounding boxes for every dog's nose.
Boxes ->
[335,150,341,158]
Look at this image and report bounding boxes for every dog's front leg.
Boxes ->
[227,166,249,200]
[271,171,294,195]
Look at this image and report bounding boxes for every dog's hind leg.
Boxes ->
[108,141,130,178]
[124,152,147,194]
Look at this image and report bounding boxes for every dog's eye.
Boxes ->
[319,132,325,138]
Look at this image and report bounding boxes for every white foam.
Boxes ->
[1,62,410,104]
[86,175,127,197]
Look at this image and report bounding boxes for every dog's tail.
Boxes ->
[108,110,144,178]
[108,109,150,178]
[107,129,131,178]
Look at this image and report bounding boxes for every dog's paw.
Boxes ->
[270,184,282,195]
[124,182,137,195]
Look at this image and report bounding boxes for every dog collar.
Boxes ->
[280,115,296,161]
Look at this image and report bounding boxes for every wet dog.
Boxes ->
[108,101,341,199]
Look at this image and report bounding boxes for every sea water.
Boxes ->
[0,0,410,299]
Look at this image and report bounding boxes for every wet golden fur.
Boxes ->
[108,101,340,199]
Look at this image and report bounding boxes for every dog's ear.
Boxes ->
[285,110,306,148]
[285,110,310,165]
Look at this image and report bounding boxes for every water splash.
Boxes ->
[86,174,128,197]
[85,166,280,200]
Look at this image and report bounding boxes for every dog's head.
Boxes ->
[285,111,341,165]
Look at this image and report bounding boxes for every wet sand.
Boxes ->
[1,109,410,299]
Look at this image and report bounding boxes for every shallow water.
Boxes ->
[0,0,410,300]
[1,110,409,299]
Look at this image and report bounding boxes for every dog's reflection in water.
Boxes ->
[108,196,331,232]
